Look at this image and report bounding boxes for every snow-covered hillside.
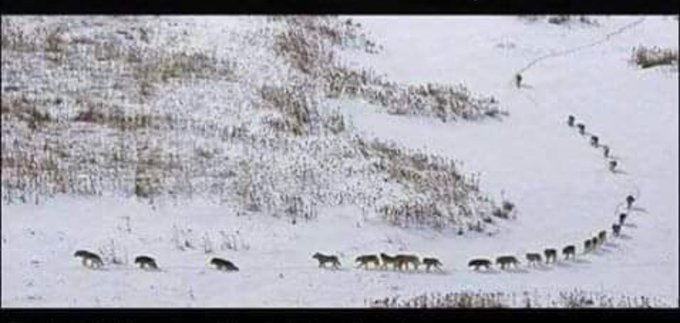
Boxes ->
[1,15,678,307]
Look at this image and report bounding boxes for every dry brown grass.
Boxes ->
[259,84,315,136]
[632,46,679,69]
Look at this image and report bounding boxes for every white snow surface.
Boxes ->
[2,16,678,307]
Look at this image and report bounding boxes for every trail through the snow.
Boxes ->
[517,17,646,75]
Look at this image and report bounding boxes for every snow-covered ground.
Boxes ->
[2,16,678,307]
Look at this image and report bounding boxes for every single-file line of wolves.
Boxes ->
[73,115,640,275]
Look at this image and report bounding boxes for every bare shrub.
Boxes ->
[323,65,505,121]
[632,46,679,69]
[520,15,599,26]
[274,28,332,75]
[356,138,496,230]
[368,289,672,308]
[1,19,39,52]
[259,84,318,136]
[1,95,52,130]
[98,239,127,265]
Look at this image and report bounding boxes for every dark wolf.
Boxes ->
[626,195,636,209]
[563,245,576,260]
[355,254,380,269]
[380,253,399,270]
[210,257,239,271]
[576,123,586,135]
[74,250,103,269]
[468,258,492,271]
[567,115,575,127]
[544,248,558,263]
[312,252,341,269]
[584,239,593,253]
[609,160,618,172]
[495,255,520,269]
[395,254,420,271]
[612,223,621,237]
[590,135,599,147]
[598,230,607,244]
[422,257,443,272]
[590,236,599,249]
[525,253,542,266]
[134,255,159,270]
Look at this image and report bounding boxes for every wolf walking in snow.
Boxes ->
[584,239,593,253]
[576,123,586,135]
[544,248,558,263]
[312,252,341,269]
[515,73,523,88]
[355,254,380,269]
[612,223,622,237]
[567,115,575,127]
[602,145,610,158]
[380,253,399,270]
[626,195,636,209]
[74,250,103,269]
[210,257,239,271]
[590,236,599,249]
[562,245,576,260]
[495,255,520,269]
[468,258,492,271]
[395,254,421,271]
[525,253,542,266]
[590,135,599,147]
[619,213,628,226]
[134,255,159,270]
[609,160,618,172]
[598,230,607,244]
[422,257,443,272]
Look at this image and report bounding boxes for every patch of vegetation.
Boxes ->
[368,289,672,308]
[356,138,497,230]
[1,95,52,131]
[631,46,679,69]
[259,84,316,136]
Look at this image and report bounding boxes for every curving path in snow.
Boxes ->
[334,15,678,304]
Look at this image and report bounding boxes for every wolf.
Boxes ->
[576,123,586,135]
[468,258,492,271]
[567,115,575,127]
[626,195,635,209]
[355,254,380,269]
[496,255,520,269]
[598,230,607,244]
[584,239,593,253]
[612,223,621,237]
[210,257,239,271]
[312,252,341,269]
[380,253,399,270]
[590,135,599,147]
[562,245,576,260]
[422,257,443,272]
[395,254,420,271]
[609,160,618,172]
[544,248,558,263]
[619,213,628,226]
[74,250,103,269]
[590,236,599,249]
[525,253,542,266]
[515,73,522,88]
[134,255,158,270]
[602,145,610,158]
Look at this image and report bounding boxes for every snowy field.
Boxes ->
[1,16,678,307]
